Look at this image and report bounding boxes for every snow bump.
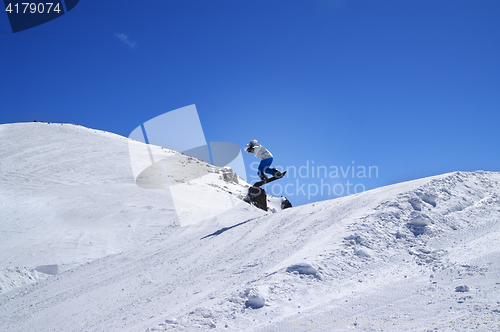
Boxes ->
[35,264,58,275]
[355,248,372,259]
[416,192,437,207]
[244,288,266,309]
[455,285,470,292]
[406,213,432,236]
[286,263,318,275]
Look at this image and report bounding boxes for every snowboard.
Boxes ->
[253,171,287,187]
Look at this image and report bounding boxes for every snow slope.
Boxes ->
[1,123,500,332]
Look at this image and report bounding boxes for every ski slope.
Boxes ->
[1,122,499,331]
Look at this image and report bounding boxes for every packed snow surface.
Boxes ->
[1,123,500,332]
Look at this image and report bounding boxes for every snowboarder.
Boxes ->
[244,140,283,182]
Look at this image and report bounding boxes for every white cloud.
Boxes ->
[114,33,137,49]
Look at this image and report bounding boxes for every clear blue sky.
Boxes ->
[2,0,499,206]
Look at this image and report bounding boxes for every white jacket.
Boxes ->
[246,144,273,160]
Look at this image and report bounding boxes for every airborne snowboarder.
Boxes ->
[244,139,284,183]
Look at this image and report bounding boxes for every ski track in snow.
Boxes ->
[1,123,500,332]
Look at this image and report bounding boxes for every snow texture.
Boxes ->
[1,122,500,332]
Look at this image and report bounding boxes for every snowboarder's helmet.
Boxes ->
[249,139,258,146]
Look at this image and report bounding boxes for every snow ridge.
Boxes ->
[143,171,500,332]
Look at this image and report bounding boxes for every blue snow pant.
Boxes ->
[258,157,276,177]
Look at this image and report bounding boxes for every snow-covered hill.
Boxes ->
[0,122,284,290]
[1,123,499,332]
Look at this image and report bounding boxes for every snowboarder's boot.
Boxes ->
[259,173,269,182]
[273,169,283,178]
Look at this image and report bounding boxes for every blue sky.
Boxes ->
[1,0,499,206]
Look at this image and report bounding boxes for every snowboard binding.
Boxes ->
[253,171,287,188]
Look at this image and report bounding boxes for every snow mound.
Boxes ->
[0,267,49,293]
[0,122,288,280]
[286,263,318,275]
[244,287,266,309]
[35,264,58,275]
[455,285,470,292]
